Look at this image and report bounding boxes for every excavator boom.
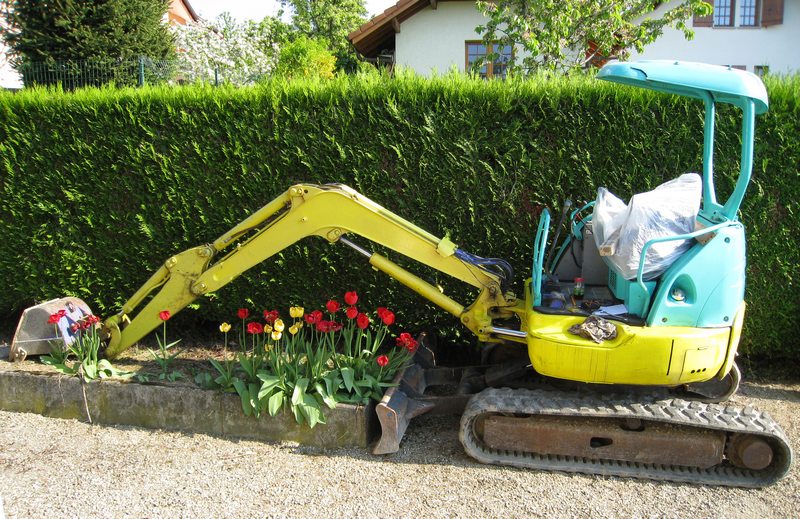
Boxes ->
[103,183,523,358]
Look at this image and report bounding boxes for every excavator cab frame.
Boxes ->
[525,61,769,390]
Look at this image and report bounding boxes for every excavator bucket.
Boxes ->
[9,297,94,362]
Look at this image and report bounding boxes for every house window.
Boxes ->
[466,42,513,79]
[713,0,735,26]
[740,0,759,25]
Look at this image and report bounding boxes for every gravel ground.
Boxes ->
[1,378,798,519]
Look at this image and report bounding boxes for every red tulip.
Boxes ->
[376,355,389,367]
[70,323,80,333]
[316,320,331,333]
[237,308,249,320]
[47,313,60,325]
[356,313,370,330]
[329,321,343,332]
[326,300,340,313]
[396,332,419,353]
[346,306,358,319]
[159,310,171,321]
[57,309,67,318]
[306,310,323,325]
[344,291,358,306]
[247,322,264,335]
[376,307,389,319]
[263,309,279,324]
[381,311,395,326]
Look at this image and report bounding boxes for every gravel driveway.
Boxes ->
[1,378,798,518]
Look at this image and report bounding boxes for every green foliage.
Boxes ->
[216,302,412,427]
[139,318,183,382]
[280,0,366,58]
[0,73,797,362]
[274,36,336,80]
[4,0,175,85]
[476,0,711,74]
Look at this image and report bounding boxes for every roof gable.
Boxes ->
[349,0,454,57]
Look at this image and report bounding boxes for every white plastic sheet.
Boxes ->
[593,173,702,280]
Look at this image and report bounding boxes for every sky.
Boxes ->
[188,0,397,21]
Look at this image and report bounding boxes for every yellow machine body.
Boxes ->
[524,296,745,386]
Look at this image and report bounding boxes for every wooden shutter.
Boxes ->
[761,0,784,26]
[693,0,713,27]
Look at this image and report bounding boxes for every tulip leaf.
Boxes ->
[341,367,355,393]
[232,378,252,416]
[268,391,285,416]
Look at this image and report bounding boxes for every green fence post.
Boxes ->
[138,56,145,87]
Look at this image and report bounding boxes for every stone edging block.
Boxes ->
[0,371,376,448]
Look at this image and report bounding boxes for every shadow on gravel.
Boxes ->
[739,382,800,403]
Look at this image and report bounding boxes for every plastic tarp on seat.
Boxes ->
[593,173,702,281]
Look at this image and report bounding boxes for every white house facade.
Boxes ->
[395,2,489,75]
[349,0,799,76]
[631,0,798,75]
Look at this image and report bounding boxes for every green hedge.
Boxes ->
[0,73,797,359]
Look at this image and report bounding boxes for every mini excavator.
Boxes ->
[11,61,792,487]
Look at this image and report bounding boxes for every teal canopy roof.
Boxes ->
[597,60,768,114]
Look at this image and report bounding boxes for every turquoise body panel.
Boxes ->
[531,209,551,306]
[597,60,768,114]
[646,223,746,327]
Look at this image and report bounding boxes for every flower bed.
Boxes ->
[3,289,418,446]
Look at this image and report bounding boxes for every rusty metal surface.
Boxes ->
[729,433,774,470]
[372,383,434,455]
[482,415,726,469]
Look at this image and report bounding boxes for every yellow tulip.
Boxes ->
[219,322,231,333]
[289,306,304,319]
[271,330,282,341]
[264,324,273,334]
[274,318,285,332]
[289,324,299,335]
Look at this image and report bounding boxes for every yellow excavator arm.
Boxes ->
[103,183,525,359]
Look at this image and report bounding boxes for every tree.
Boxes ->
[274,35,336,80]
[172,13,284,84]
[3,0,175,65]
[475,0,713,75]
[280,0,366,62]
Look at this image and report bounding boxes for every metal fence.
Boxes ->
[16,57,222,90]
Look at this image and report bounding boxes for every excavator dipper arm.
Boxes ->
[103,183,523,358]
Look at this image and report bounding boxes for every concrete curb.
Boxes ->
[0,370,377,448]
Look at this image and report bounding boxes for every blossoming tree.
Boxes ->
[171,13,283,84]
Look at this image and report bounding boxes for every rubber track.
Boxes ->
[459,387,792,487]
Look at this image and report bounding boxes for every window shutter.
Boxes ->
[693,0,713,27]
[761,0,784,26]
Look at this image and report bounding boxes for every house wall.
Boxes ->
[632,0,799,74]
[394,0,798,76]
[395,1,487,76]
